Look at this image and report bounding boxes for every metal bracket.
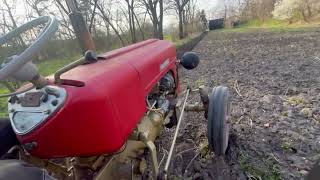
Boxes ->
[130,131,159,179]
[177,85,209,117]
[7,146,71,177]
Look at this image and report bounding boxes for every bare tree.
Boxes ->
[169,0,191,39]
[125,0,137,43]
[1,0,26,47]
[25,0,50,17]
[140,0,164,39]
[237,0,277,21]
[54,0,75,39]
[89,0,99,33]
[96,1,126,46]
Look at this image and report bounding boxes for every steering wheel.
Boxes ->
[0,16,59,81]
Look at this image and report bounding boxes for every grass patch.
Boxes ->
[218,18,320,33]
[239,150,282,180]
[164,35,173,41]
[241,19,288,28]
[173,32,202,49]
[37,55,80,76]
[287,96,305,106]
[174,36,193,49]
[0,88,10,118]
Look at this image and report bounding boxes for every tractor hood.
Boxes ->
[17,39,178,158]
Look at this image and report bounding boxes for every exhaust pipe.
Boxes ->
[66,0,96,54]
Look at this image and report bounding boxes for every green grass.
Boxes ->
[219,19,320,33]
[0,88,10,118]
[174,36,193,48]
[164,35,173,41]
[241,19,288,28]
[239,150,282,180]
[37,55,80,76]
[173,33,202,48]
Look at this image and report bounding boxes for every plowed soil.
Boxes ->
[158,29,320,180]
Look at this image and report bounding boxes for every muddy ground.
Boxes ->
[157,29,320,180]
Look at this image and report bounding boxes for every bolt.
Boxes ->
[8,96,20,104]
[45,109,51,114]
[45,87,60,98]
[23,142,37,151]
[51,99,58,106]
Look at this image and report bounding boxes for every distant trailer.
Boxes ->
[209,18,224,30]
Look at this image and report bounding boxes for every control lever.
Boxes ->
[163,87,191,179]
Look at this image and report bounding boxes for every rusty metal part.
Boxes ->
[30,75,48,89]
[180,85,209,116]
[66,0,96,54]
[185,102,206,112]
[164,88,190,178]
[8,146,72,178]
[54,57,86,84]
[54,50,100,84]
[130,130,159,178]
[199,85,210,118]
[23,155,72,178]
[95,110,166,180]
[93,156,116,180]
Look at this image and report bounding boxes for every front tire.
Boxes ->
[207,86,230,156]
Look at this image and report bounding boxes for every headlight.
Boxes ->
[12,112,45,134]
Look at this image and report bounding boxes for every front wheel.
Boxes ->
[207,86,231,156]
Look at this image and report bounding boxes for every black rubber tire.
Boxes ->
[207,86,230,156]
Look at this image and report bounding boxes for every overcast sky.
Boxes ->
[198,0,219,10]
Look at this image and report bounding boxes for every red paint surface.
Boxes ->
[18,39,179,158]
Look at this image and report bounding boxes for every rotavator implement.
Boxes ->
[0,0,231,179]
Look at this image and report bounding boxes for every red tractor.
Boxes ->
[0,1,231,179]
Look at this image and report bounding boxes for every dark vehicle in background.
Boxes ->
[209,18,224,30]
[232,20,240,28]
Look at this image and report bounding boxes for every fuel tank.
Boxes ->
[18,39,178,158]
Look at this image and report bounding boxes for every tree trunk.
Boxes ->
[152,19,159,38]
[89,0,98,33]
[178,9,184,39]
[133,12,145,40]
[307,4,312,19]
[158,0,164,40]
[301,9,309,22]
[125,0,136,43]
[142,0,163,39]
[182,9,188,37]
[150,7,159,39]
[130,2,137,43]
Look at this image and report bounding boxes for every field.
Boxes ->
[158,28,320,179]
